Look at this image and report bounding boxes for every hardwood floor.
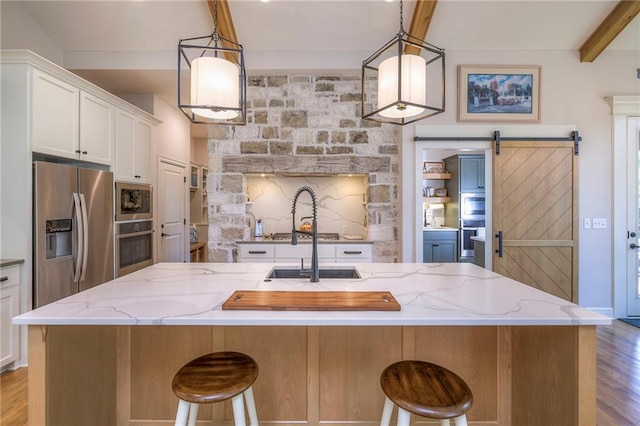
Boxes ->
[1,320,639,425]
[0,366,27,426]
[596,320,640,426]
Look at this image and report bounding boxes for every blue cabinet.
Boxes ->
[460,157,485,193]
[423,230,458,263]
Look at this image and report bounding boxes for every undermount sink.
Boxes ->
[266,266,361,279]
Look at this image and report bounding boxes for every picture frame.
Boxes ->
[457,65,541,123]
[435,188,448,197]
[423,161,445,174]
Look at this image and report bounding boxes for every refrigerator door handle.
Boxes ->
[79,193,90,282]
[72,193,84,283]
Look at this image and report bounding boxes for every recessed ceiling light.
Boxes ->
[260,0,270,3]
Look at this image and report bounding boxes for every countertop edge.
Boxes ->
[1,259,25,268]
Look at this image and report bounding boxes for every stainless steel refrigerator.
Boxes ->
[33,161,114,307]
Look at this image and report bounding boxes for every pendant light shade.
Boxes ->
[178,0,246,125]
[361,0,445,126]
[377,54,426,118]
[190,56,240,120]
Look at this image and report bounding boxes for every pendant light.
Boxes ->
[178,0,246,125]
[361,0,445,125]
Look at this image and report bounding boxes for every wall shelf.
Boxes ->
[423,172,451,180]
[423,197,451,203]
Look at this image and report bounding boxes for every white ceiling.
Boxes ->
[2,0,639,110]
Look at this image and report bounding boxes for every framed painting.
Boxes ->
[458,65,541,122]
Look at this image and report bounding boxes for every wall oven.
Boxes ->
[115,182,153,221]
[460,219,485,261]
[115,220,153,277]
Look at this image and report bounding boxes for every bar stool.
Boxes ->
[380,360,473,426]
[172,351,259,426]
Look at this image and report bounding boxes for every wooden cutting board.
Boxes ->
[222,290,401,311]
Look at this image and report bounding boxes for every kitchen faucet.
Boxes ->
[291,186,319,282]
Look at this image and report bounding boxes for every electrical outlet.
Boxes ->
[592,218,607,229]
[583,218,592,229]
[341,224,348,235]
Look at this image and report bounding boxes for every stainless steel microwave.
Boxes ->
[460,192,485,220]
[115,182,153,221]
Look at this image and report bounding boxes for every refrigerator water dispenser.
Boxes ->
[45,219,72,260]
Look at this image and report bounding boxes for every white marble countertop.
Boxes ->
[14,263,610,327]
[422,227,458,232]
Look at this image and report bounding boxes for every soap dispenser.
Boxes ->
[254,219,263,237]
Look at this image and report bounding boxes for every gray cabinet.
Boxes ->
[460,156,485,193]
[472,238,485,268]
[423,231,458,263]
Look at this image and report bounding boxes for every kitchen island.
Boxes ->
[14,262,609,426]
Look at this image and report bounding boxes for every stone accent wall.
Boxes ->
[205,74,401,263]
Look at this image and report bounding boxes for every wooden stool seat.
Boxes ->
[380,360,473,425]
[172,351,259,426]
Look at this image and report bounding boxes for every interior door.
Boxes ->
[627,117,640,316]
[492,140,578,302]
[158,160,187,262]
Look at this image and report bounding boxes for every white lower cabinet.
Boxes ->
[238,243,373,263]
[237,244,275,263]
[335,244,373,263]
[0,265,20,368]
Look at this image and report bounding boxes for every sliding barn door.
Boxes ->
[493,141,578,302]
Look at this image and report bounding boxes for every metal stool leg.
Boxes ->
[174,399,190,426]
[396,407,411,426]
[244,386,259,425]
[380,396,394,426]
[454,415,468,426]
[440,420,451,426]
[232,393,247,426]
[187,403,199,426]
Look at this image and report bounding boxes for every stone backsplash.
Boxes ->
[204,74,400,262]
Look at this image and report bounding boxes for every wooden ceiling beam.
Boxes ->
[579,0,640,62]
[404,0,438,55]
[206,0,239,62]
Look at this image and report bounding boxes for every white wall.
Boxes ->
[402,49,640,314]
[153,96,190,164]
[0,1,62,64]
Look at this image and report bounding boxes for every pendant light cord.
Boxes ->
[398,0,407,37]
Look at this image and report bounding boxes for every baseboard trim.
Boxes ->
[588,307,614,318]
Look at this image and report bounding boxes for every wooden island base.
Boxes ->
[28,324,596,426]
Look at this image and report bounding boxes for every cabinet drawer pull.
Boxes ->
[0,276,8,282]
[248,250,267,255]
[343,250,362,255]
[134,175,141,179]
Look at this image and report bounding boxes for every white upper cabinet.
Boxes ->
[79,91,114,165]
[31,69,115,166]
[31,69,80,159]
[134,119,151,181]
[115,108,152,183]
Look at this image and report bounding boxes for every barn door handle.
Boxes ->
[495,231,503,257]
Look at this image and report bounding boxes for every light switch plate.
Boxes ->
[592,218,607,229]
[583,218,592,229]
